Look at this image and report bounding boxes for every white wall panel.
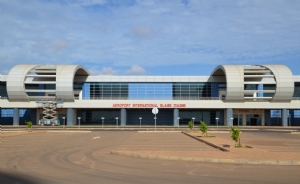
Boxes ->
[262,65,294,102]
[56,65,89,102]
[6,65,37,101]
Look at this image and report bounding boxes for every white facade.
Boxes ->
[0,64,300,127]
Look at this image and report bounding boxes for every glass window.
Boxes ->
[0,82,8,97]
[244,84,258,90]
[294,110,300,118]
[1,109,13,117]
[128,83,172,100]
[271,110,281,118]
[1,109,27,117]
[294,83,300,97]
[264,84,276,90]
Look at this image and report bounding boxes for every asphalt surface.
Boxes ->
[1,130,300,184]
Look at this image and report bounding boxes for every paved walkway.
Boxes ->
[3,128,300,165]
[111,131,300,165]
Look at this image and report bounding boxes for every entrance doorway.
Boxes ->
[233,118,239,126]
[233,114,242,126]
[250,118,257,126]
[246,114,261,126]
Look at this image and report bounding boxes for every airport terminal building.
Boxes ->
[0,64,300,127]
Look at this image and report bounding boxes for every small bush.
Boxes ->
[25,121,33,132]
[188,120,194,131]
[199,121,208,137]
[230,126,242,147]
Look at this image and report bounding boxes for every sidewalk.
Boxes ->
[111,131,300,165]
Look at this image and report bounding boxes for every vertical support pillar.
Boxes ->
[67,108,74,126]
[173,108,179,126]
[261,110,265,126]
[282,109,288,127]
[121,108,126,126]
[74,109,77,125]
[226,108,233,126]
[13,108,19,126]
[253,92,257,101]
[242,113,247,126]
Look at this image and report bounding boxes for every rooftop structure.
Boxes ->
[0,64,299,127]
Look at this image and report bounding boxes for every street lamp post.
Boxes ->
[139,117,142,129]
[215,117,219,130]
[62,117,65,129]
[192,117,195,131]
[78,117,81,129]
[154,117,157,131]
[115,117,119,128]
[101,117,105,128]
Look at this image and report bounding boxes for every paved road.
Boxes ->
[1,131,300,184]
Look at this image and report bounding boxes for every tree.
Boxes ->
[25,121,33,132]
[188,120,194,131]
[230,126,242,147]
[199,120,208,137]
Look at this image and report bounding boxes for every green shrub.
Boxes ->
[199,120,208,137]
[25,121,33,132]
[230,126,242,147]
[188,120,194,131]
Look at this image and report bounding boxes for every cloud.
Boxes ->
[129,26,152,39]
[0,0,299,75]
[51,40,68,52]
[0,70,9,75]
[124,65,146,75]
[77,0,107,6]
[99,67,118,75]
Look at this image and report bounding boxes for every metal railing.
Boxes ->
[2,96,298,101]
[75,97,222,100]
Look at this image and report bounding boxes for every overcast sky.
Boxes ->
[0,0,299,75]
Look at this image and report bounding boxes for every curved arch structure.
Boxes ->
[6,64,90,102]
[261,65,294,102]
[56,65,90,102]
[210,64,295,102]
[7,64,38,101]
[210,65,244,102]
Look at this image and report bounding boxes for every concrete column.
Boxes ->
[13,108,19,126]
[242,113,247,126]
[173,108,179,127]
[282,109,288,127]
[261,110,265,126]
[36,110,40,125]
[226,108,233,126]
[253,92,257,101]
[121,108,126,126]
[67,108,74,126]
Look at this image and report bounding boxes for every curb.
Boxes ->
[110,150,300,166]
[2,131,27,133]
[46,131,92,133]
[138,131,182,133]
[182,132,229,152]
